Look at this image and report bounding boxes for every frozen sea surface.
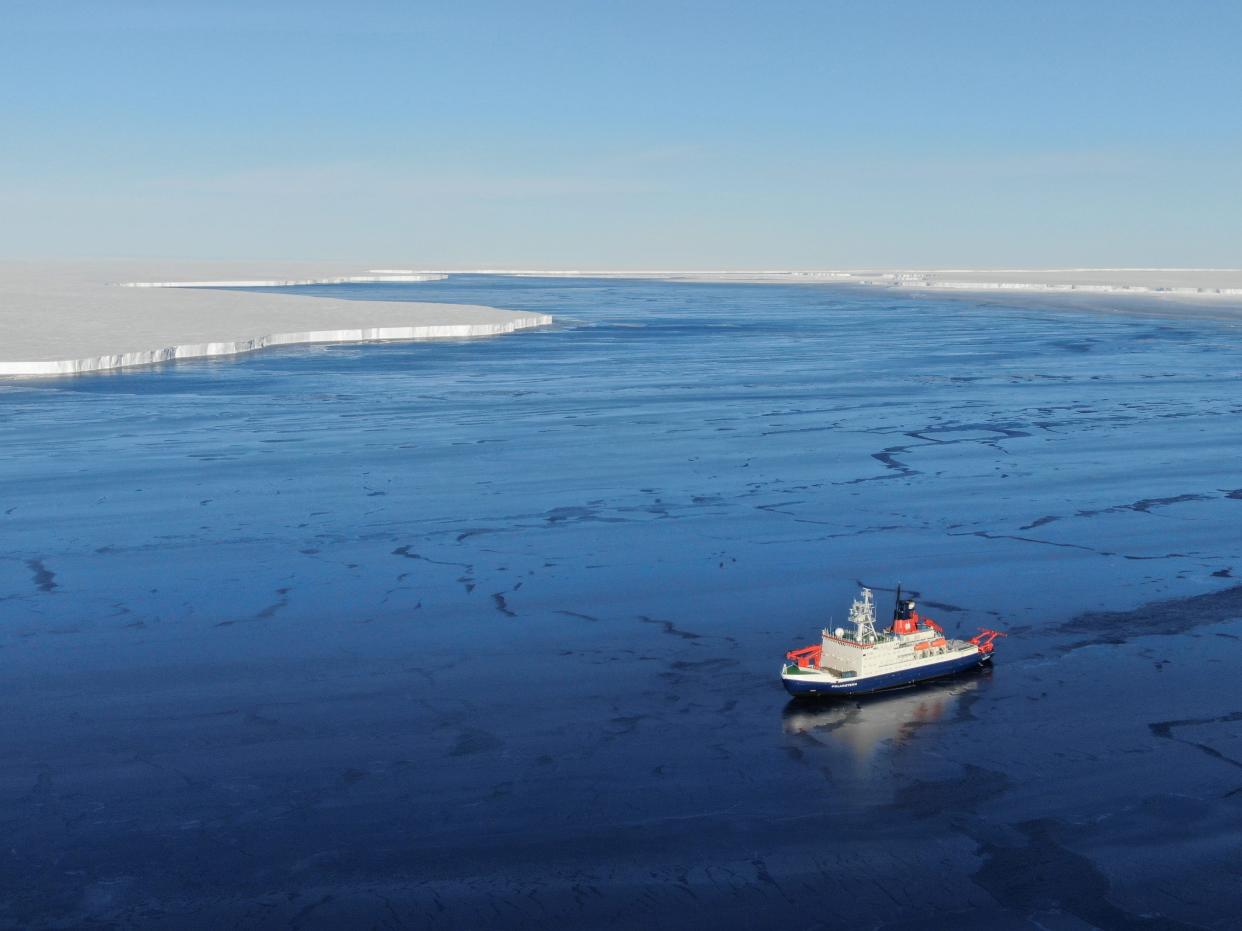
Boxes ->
[3,276,1242,929]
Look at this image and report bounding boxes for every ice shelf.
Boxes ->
[121,274,447,288]
[398,267,1242,297]
[0,261,550,376]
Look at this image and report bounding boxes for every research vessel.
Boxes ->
[781,586,1002,698]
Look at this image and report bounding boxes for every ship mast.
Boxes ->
[850,587,879,643]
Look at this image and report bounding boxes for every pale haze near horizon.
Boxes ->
[2,0,1239,268]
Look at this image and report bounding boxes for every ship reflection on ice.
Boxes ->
[782,667,989,766]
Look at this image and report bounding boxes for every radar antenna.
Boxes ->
[850,587,879,643]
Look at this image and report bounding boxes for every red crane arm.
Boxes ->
[969,629,1006,654]
[785,644,822,668]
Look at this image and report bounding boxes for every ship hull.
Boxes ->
[782,650,987,698]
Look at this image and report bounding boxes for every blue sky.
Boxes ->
[3,0,1239,266]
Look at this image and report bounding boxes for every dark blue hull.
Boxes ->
[782,651,988,698]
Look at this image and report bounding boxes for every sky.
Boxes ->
[2,0,1240,267]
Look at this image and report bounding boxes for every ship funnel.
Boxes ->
[893,583,916,622]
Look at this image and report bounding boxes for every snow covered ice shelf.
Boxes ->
[0,261,550,375]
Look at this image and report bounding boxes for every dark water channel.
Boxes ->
[2,277,1241,928]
